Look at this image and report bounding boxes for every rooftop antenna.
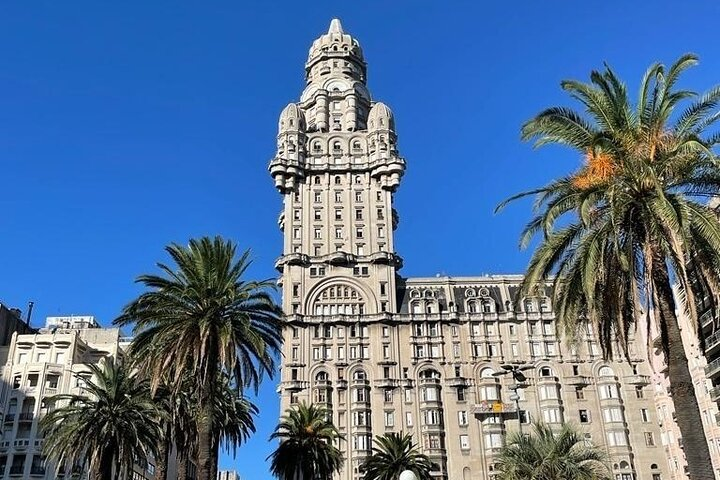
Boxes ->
[26,301,34,327]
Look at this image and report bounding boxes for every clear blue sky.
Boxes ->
[2,1,719,477]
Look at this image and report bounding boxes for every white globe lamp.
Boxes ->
[399,470,418,480]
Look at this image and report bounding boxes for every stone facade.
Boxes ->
[0,316,157,479]
[271,19,670,480]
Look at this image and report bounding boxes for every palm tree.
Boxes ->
[268,403,344,480]
[495,422,610,480]
[115,236,283,480]
[498,54,720,479]
[361,432,433,480]
[40,357,162,480]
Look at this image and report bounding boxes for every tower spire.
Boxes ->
[328,18,343,34]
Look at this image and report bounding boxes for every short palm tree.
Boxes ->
[40,357,162,480]
[115,236,283,480]
[361,432,433,480]
[268,403,344,480]
[496,422,610,480]
[498,54,720,479]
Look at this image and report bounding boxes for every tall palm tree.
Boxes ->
[361,432,433,480]
[268,403,344,480]
[40,357,162,480]
[115,236,283,480]
[495,422,610,480]
[498,54,720,479]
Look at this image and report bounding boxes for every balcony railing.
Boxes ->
[710,386,720,403]
[9,465,23,475]
[18,413,33,422]
[705,330,720,352]
[29,466,45,476]
[3,414,14,423]
[705,357,720,377]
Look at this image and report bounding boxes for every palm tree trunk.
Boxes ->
[653,254,715,480]
[92,443,115,480]
[210,433,220,480]
[177,453,189,480]
[155,424,171,480]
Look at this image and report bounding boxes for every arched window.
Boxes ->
[599,366,615,377]
[481,300,493,313]
[314,176,321,185]
[316,371,329,382]
[313,284,365,316]
[419,369,441,379]
[539,367,553,377]
[353,370,366,380]
[334,176,341,185]
[467,301,478,313]
[479,368,495,378]
[313,141,322,152]
[354,175,362,184]
[333,141,341,152]
[523,299,535,312]
[352,141,361,150]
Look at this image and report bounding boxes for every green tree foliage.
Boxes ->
[499,54,720,479]
[361,432,433,480]
[268,403,344,480]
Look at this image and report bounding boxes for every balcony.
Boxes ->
[623,375,651,386]
[18,413,33,422]
[473,401,517,414]
[373,379,398,389]
[282,380,305,391]
[30,466,45,476]
[705,330,720,353]
[565,375,591,385]
[3,414,14,423]
[710,386,720,403]
[9,466,24,476]
[705,357,720,378]
[445,377,469,388]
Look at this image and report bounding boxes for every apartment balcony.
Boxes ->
[472,401,517,415]
[281,380,306,391]
[445,377,469,388]
[3,414,14,423]
[373,379,398,389]
[9,466,24,476]
[565,375,591,385]
[18,413,34,422]
[705,330,720,354]
[710,386,720,403]
[623,374,651,386]
[705,357,720,378]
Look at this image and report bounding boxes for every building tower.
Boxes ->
[270,18,406,479]
[271,19,670,480]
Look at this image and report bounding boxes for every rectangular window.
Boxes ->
[458,411,468,426]
[602,407,624,423]
[378,226,385,237]
[313,348,320,360]
[334,191,342,202]
[382,326,389,337]
[460,435,470,450]
[355,191,362,202]
[484,433,503,449]
[355,209,363,220]
[293,228,301,239]
[511,343,519,357]
[384,389,393,403]
[405,412,413,427]
[384,411,394,427]
[361,346,369,359]
[383,345,390,359]
[380,283,387,296]
[293,209,301,220]
[314,191,322,203]
[645,432,655,446]
[453,343,460,358]
[355,227,364,239]
[607,431,628,446]
[376,191,382,201]
[575,387,585,400]
[509,324,517,336]
[542,408,562,424]
[579,409,590,423]
[314,209,322,221]
[640,408,650,423]
[335,227,343,239]
[338,347,345,360]
[314,228,322,239]
[291,347,298,360]
[457,387,466,402]
[377,208,384,219]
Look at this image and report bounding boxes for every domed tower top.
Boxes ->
[368,102,395,132]
[305,18,367,85]
[278,102,306,133]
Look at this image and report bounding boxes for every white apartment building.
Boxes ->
[0,315,155,479]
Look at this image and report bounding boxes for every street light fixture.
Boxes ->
[493,364,532,435]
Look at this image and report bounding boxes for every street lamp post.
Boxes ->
[494,364,531,435]
[399,470,418,480]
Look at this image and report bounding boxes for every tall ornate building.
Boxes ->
[271,19,669,480]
